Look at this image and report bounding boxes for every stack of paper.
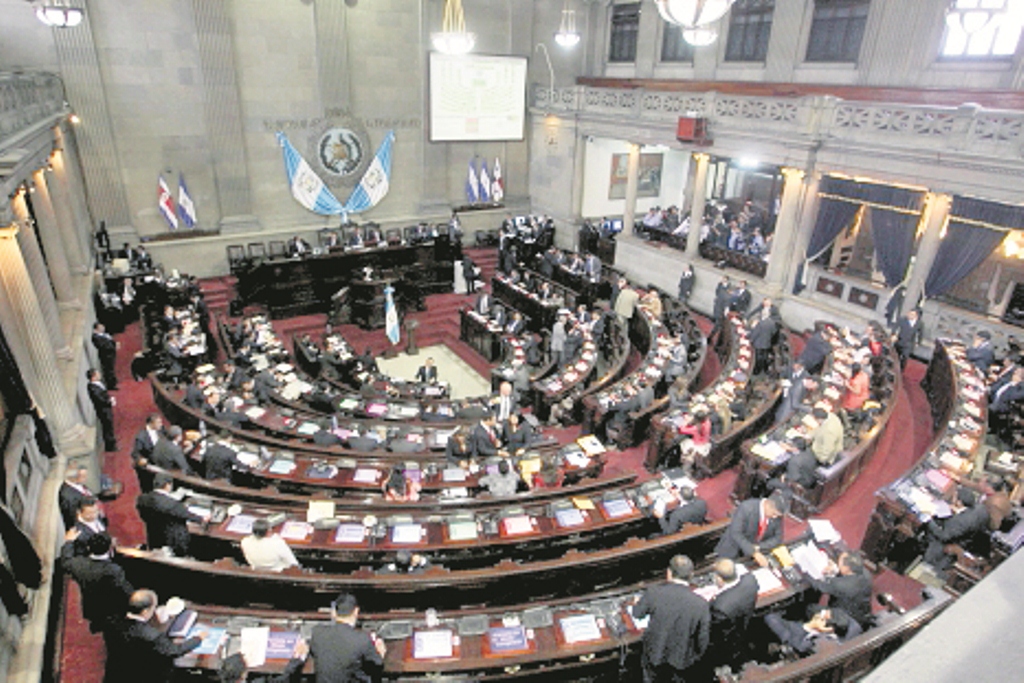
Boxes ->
[413,630,454,659]
[239,627,269,667]
[808,519,842,544]
[559,614,602,644]
[790,542,830,580]
[751,567,785,595]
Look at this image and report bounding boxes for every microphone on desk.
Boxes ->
[876,592,906,615]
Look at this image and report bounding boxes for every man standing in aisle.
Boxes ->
[86,369,117,452]
[310,593,386,682]
[894,308,923,370]
[632,555,710,683]
[92,322,119,390]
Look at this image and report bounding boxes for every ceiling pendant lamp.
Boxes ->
[655,0,736,28]
[432,0,475,55]
[34,0,84,28]
[555,0,581,48]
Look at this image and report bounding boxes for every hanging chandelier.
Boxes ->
[682,27,719,47]
[655,0,736,29]
[555,0,581,48]
[34,0,83,28]
[432,0,475,55]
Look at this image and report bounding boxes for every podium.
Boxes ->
[350,278,396,330]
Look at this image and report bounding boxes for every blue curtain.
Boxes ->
[805,198,862,259]
[869,207,919,287]
[924,220,1006,298]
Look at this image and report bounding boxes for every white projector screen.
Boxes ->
[429,53,527,142]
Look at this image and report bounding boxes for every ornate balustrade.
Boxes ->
[532,84,1024,162]
[0,72,66,143]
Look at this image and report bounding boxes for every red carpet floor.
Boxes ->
[58,257,936,680]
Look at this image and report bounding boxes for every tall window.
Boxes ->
[609,3,641,63]
[942,0,1024,59]
[725,0,775,62]
[662,23,696,62]
[806,0,870,62]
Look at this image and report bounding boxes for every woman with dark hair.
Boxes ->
[843,362,870,413]
[531,455,563,490]
[675,408,712,474]
[382,464,420,502]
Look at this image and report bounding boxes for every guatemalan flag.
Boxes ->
[342,131,395,215]
[177,173,197,228]
[465,158,479,204]
[276,132,345,215]
[478,160,491,202]
[384,284,400,345]
[492,157,504,202]
[157,176,178,230]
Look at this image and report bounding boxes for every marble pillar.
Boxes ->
[48,145,89,273]
[904,193,952,310]
[764,167,807,290]
[31,169,79,307]
[622,143,641,234]
[686,153,710,258]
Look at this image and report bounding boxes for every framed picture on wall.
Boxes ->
[609,153,663,200]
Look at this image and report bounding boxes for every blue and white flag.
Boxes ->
[342,131,395,215]
[276,132,345,215]
[384,284,400,345]
[479,160,491,202]
[177,173,197,228]
[465,158,479,204]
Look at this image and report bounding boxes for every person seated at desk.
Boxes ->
[924,488,994,572]
[966,330,996,374]
[445,431,473,467]
[503,413,534,453]
[583,252,601,282]
[768,436,819,493]
[135,473,204,556]
[222,359,246,391]
[564,252,583,274]
[798,328,831,376]
[806,551,873,629]
[473,289,492,316]
[653,486,707,535]
[536,281,555,303]
[286,234,311,257]
[382,464,421,502]
[241,518,301,572]
[364,225,383,245]
[313,420,343,446]
[346,429,382,453]
[105,589,205,683]
[841,362,870,424]
[200,439,247,480]
[389,429,426,453]
[356,347,379,375]
[506,311,526,337]
[765,607,861,659]
[471,414,506,459]
[666,376,689,411]
[323,230,342,249]
[539,246,559,278]
[639,289,663,320]
[219,640,309,683]
[810,406,844,466]
[675,408,712,474]
[529,454,563,490]
[491,303,507,328]
[415,357,438,383]
[379,550,433,574]
[714,493,786,567]
[665,344,689,384]
[148,426,195,475]
[479,459,522,497]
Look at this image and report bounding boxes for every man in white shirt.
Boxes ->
[241,518,301,572]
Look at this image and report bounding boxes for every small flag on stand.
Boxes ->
[465,158,479,204]
[492,157,504,202]
[479,160,491,202]
[177,173,197,228]
[384,284,400,345]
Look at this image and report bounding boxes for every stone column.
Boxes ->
[48,145,89,273]
[56,126,98,264]
[686,153,710,257]
[0,224,89,455]
[764,167,807,289]
[10,192,71,360]
[622,143,641,234]
[903,193,952,310]
[784,171,822,294]
[31,170,79,307]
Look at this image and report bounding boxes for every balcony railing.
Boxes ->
[532,84,1024,161]
[0,72,67,143]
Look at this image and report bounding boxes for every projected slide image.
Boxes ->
[430,53,527,141]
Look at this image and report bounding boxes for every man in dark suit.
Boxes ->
[346,430,380,453]
[583,253,602,282]
[729,280,752,315]
[989,366,1024,414]
[86,369,117,452]
[415,357,438,383]
[894,309,923,370]
[135,473,204,556]
[105,589,204,683]
[474,290,492,316]
[776,374,815,424]
[149,426,195,475]
[182,374,206,410]
[707,559,759,664]
[70,497,108,553]
[806,551,873,628]
[286,234,311,257]
[769,436,819,492]
[966,330,996,374]
[677,265,694,302]
[714,493,786,566]
[134,245,153,271]
[747,298,779,376]
[59,465,95,531]
[312,423,344,447]
[218,641,308,683]
[503,413,534,452]
[490,381,518,424]
[202,440,247,480]
[924,488,992,571]
[632,555,710,683]
[92,322,119,390]
[133,413,164,464]
[470,415,504,459]
[61,532,132,634]
[653,487,707,535]
[712,277,731,326]
[798,329,831,376]
[310,593,386,683]
[506,311,526,336]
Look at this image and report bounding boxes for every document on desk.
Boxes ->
[334,523,365,544]
[279,520,312,541]
[790,542,830,580]
[413,629,454,659]
[555,508,586,528]
[268,459,296,475]
[239,626,269,667]
[225,514,256,535]
[392,523,424,544]
[502,515,534,536]
[296,421,320,435]
[265,631,300,660]
[188,625,227,656]
[808,519,842,545]
[751,567,785,595]
[352,468,380,483]
[244,406,266,420]
[559,614,603,644]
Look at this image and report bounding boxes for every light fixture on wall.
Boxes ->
[555,0,580,48]
[655,0,736,28]
[34,0,83,28]
[432,0,475,55]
